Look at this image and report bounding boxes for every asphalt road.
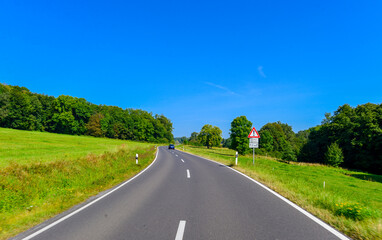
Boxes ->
[16,147,349,240]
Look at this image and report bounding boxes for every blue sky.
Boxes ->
[1,0,381,138]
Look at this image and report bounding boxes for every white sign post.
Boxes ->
[248,127,260,165]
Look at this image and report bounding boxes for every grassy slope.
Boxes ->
[0,128,157,239]
[0,127,150,167]
[179,145,382,240]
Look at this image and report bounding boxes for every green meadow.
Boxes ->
[0,128,157,239]
[0,127,152,167]
[180,145,382,240]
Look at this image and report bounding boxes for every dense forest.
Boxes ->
[0,83,174,143]
[299,103,382,174]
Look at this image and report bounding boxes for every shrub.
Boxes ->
[325,142,344,167]
[335,202,371,220]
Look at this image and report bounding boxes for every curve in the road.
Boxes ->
[16,147,350,240]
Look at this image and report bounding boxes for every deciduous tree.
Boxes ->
[86,113,104,137]
[325,142,344,167]
[229,116,252,154]
[198,124,222,148]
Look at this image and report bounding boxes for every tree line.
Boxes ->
[299,103,381,174]
[0,83,174,143]
[178,103,381,174]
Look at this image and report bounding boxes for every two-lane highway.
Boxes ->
[15,147,348,240]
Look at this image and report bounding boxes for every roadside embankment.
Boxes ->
[0,128,157,239]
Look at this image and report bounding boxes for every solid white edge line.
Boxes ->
[175,220,186,240]
[22,148,160,240]
[179,150,349,240]
[186,169,190,178]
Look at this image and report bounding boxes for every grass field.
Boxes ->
[0,128,157,239]
[179,145,382,240]
[0,127,152,167]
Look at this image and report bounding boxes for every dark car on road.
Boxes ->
[168,144,175,149]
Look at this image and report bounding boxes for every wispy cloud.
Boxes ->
[204,82,240,96]
[258,66,266,78]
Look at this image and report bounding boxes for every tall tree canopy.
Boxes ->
[198,124,222,148]
[229,116,252,154]
[258,122,298,161]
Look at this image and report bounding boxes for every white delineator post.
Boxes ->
[235,151,238,165]
[136,153,138,164]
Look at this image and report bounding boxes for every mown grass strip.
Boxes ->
[0,144,156,240]
[180,145,382,240]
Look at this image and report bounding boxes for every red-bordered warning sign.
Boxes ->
[248,127,260,138]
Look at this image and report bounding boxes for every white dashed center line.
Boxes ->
[187,169,190,178]
[181,159,185,163]
[175,220,186,240]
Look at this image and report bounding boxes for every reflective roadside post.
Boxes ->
[136,153,138,165]
[235,151,238,165]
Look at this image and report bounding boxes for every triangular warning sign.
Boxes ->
[248,127,260,138]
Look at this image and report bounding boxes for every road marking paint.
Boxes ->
[21,148,161,240]
[187,169,190,178]
[178,150,350,240]
[181,159,185,163]
[176,154,178,157]
[175,220,186,240]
